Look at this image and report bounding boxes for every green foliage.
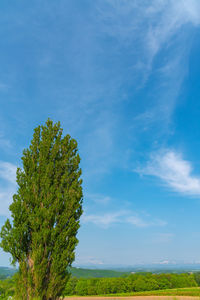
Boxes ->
[75,279,89,295]
[0,120,83,300]
[64,272,197,296]
[70,267,129,278]
[63,277,78,295]
[0,277,15,299]
[132,276,159,292]
[194,272,200,286]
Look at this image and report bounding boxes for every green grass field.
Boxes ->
[66,287,200,297]
[135,287,200,297]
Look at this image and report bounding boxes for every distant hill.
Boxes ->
[70,267,130,278]
[2,264,200,280]
[0,266,129,279]
[0,267,17,279]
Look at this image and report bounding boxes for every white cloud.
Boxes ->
[126,215,149,228]
[82,210,166,229]
[81,211,126,228]
[98,0,200,133]
[101,0,200,67]
[127,216,166,228]
[0,132,12,152]
[145,0,200,59]
[0,188,16,216]
[0,161,17,185]
[74,255,104,266]
[138,150,200,196]
[0,138,12,150]
[0,161,17,216]
[86,193,112,204]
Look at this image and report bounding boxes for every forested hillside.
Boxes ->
[0,266,128,280]
[64,272,198,295]
[0,267,16,280]
[70,267,129,278]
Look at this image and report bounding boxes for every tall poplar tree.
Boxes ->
[0,119,83,300]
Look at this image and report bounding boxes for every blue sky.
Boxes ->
[1,0,200,267]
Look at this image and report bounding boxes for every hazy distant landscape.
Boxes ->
[3,264,200,280]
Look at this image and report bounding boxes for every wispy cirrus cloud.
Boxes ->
[137,149,200,196]
[0,161,17,185]
[0,161,17,216]
[74,255,104,266]
[86,193,112,205]
[0,136,12,151]
[82,210,166,229]
[145,0,200,60]
[100,0,200,71]
[82,211,125,228]
[88,0,200,162]
[127,216,166,228]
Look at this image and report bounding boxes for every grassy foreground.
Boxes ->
[65,287,200,297]
[120,287,200,297]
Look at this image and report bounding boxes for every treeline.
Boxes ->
[64,273,197,295]
[0,277,15,299]
[70,267,129,278]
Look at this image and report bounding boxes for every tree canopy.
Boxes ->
[0,119,83,300]
[64,272,197,296]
